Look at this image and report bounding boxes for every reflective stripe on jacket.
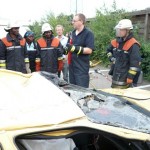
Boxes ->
[37,37,63,73]
[110,37,141,88]
[0,35,28,73]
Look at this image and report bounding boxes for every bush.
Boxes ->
[140,41,150,81]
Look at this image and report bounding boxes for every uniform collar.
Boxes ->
[118,33,134,43]
[56,35,65,40]
[73,26,86,36]
[6,33,23,42]
[43,35,54,40]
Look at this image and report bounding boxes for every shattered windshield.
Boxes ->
[40,72,150,134]
[63,86,150,134]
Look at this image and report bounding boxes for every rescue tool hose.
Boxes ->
[93,88,150,100]
[114,95,150,100]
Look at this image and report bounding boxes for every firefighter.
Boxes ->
[24,31,37,72]
[36,23,63,74]
[107,19,141,88]
[65,13,94,88]
[0,21,30,73]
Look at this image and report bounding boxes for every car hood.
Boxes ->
[0,70,150,141]
[0,70,85,131]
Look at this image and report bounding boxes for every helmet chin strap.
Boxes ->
[123,29,130,40]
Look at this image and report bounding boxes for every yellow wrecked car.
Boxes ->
[0,69,150,150]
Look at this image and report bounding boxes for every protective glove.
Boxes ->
[127,69,137,84]
[35,58,41,71]
[107,52,116,63]
[58,60,64,72]
[110,57,116,63]
[25,63,31,73]
[126,78,133,84]
[65,44,84,55]
[107,52,112,57]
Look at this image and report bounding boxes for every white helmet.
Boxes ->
[41,23,53,34]
[4,20,20,31]
[115,19,133,30]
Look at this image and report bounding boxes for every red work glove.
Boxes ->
[68,52,72,65]
[35,59,41,71]
[126,78,133,84]
[58,60,63,72]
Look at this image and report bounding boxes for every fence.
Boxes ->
[130,8,150,41]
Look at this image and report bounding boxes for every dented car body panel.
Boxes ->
[0,70,150,150]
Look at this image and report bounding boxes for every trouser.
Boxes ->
[28,52,36,72]
[29,59,36,72]
[58,61,69,82]
[62,61,69,82]
[69,65,89,88]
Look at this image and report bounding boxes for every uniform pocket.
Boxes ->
[122,51,129,61]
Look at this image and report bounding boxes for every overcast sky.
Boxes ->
[0,0,150,24]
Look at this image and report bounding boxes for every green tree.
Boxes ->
[29,21,41,40]
[88,1,128,65]
[29,12,73,39]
